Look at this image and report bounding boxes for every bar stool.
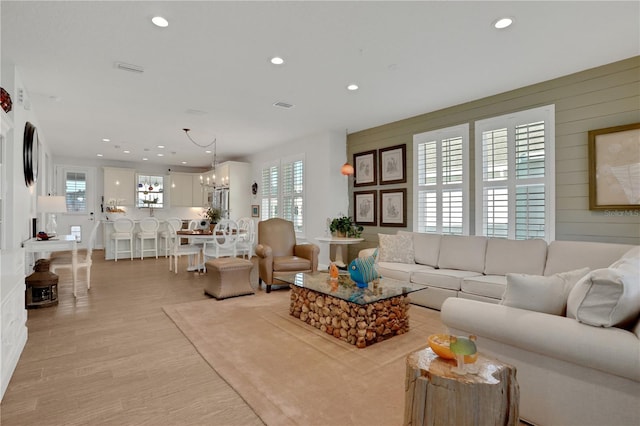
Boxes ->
[111,217,134,261]
[137,217,159,259]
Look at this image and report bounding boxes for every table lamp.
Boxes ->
[37,195,67,235]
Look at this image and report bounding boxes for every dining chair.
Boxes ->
[187,219,206,248]
[111,217,135,261]
[236,217,255,259]
[202,219,239,272]
[137,217,160,259]
[167,222,203,274]
[160,217,183,257]
[50,220,101,292]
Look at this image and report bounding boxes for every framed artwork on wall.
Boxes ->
[353,190,377,226]
[588,122,640,210]
[379,144,406,185]
[251,205,260,217]
[380,188,407,227]
[353,150,377,187]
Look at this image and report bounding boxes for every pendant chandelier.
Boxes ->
[183,128,219,189]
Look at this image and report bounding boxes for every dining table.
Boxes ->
[175,229,247,271]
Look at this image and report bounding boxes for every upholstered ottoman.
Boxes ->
[204,257,254,299]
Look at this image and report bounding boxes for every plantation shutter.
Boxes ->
[65,171,87,212]
[282,159,304,232]
[414,125,469,235]
[260,156,305,234]
[261,164,278,220]
[475,105,555,241]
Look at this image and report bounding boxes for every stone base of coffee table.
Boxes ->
[289,285,411,348]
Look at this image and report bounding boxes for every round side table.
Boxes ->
[404,347,519,426]
[315,236,364,267]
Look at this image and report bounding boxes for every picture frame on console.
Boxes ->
[353,150,377,187]
[380,188,406,227]
[588,122,640,210]
[354,190,377,226]
[379,144,406,185]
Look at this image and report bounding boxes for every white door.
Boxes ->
[56,165,98,250]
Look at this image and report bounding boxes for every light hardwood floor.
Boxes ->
[1,251,264,426]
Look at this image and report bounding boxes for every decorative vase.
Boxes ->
[0,88,12,113]
[336,230,346,238]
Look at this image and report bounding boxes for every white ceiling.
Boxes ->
[2,1,639,169]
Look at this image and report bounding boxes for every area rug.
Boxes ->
[163,290,447,426]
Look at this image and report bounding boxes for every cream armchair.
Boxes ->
[256,218,319,293]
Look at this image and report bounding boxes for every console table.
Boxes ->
[23,235,78,297]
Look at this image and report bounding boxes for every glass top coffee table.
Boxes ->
[279,271,424,348]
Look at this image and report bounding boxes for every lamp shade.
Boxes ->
[341,162,354,176]
[37,196,67,213]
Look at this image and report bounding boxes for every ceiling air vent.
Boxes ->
[115,62,144,73]
[186,109,208,115]
[273,101,294,109]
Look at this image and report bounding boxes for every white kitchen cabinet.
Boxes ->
[192,174,206,207]
[214,161,251,219]
[169,172,193,207]
[103,167,135,206]
[168,172,207,207]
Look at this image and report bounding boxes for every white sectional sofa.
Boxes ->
[360,232,639,426]
[360,231,632,310]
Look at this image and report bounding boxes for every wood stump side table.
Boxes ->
[404,347,519,426]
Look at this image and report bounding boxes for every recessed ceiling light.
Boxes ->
[102,138,110,142]
[347,84,359,91]
[205,150,212,154]
[181,161,187,165]
[157,153,164,157]
[152,16,169,28]
[157,145,165,149]
[142,157,148,161]
[123,150,130,154]
[493,17,513,29]
[270,57,284,65]
[96,153,103,157]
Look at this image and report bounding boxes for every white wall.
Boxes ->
[245,130,349,267]
[1,65,50,248]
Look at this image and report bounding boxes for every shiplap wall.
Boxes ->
[347,56,640,254]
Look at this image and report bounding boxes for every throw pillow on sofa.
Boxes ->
[566,253,640,327]
[377,233,414,264]
[501,268,590,315]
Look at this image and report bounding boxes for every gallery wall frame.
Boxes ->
[588,122,640,210]
[353,149,377,187]
[379,188,407,227]
[353,190,377,226]
[379,144,406,185]
[251,204,260,218]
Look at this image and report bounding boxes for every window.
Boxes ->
[413,124,469,235]
[475,105,555,241]
[260,155,305,234]
[136,174,164,208]
[65,170,87,212]
[261,162,279,220]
